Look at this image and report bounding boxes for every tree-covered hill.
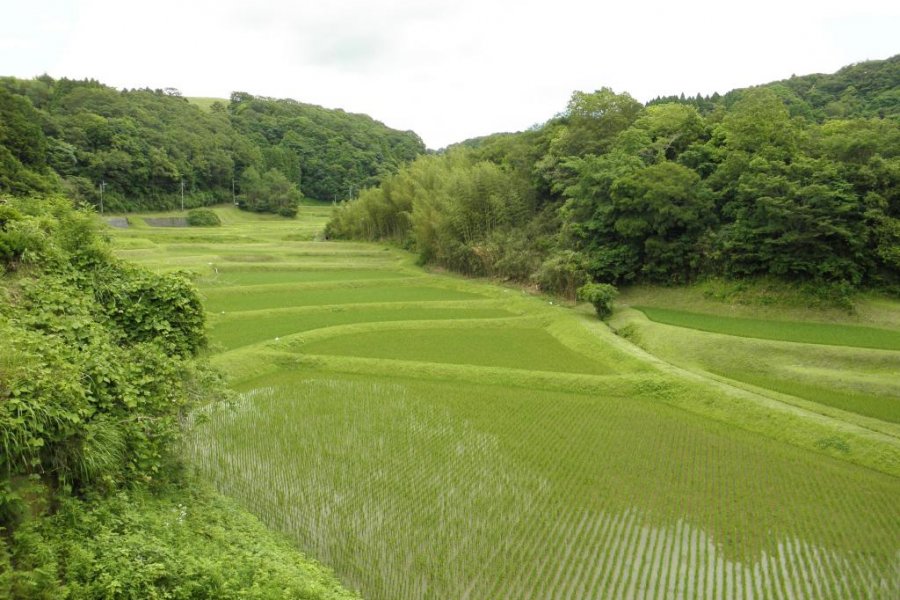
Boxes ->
[228,92,424,202]
[0,76,425,212]
[328,55,900,296]
[648,54,900,120]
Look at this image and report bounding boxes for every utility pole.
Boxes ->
[99,180,105,215]
[232,177,237,205]
[180,179,185,211]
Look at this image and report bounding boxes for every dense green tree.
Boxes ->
[0,88,47,167]
[239,167,300,217]
[608,161,714,282]
[718,157,871,284]
[0,88,57,195]
[577,282,619,319]
[627,103,708,162]
[227,93,424,202]
[536,89,643,196]
[718,88,797,159]
[559,88,644,156]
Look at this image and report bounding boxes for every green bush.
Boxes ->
[0,485,359,600]
[0,196,359,599]
[186,208,221,227]
[577,282,619,319]
[537,250,590,300]
[238,167,299,217]
[0,197,212,520]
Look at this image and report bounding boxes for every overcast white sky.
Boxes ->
[2,0,898,148]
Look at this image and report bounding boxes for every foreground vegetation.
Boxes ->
[110,206,900,599]
[0,198,357,598]
[4,484,357,599]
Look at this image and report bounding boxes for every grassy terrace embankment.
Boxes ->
[110,206,900,600]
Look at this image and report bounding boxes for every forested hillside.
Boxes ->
[327,55,900,295]
[0,76,424,212]
[228,93,424,202]
[649,55,900,120]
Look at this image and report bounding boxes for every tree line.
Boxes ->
[327,55,899,296]
[0,77,425,213]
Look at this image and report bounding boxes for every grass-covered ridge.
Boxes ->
[106,205,900,599]
[210,304,516,351]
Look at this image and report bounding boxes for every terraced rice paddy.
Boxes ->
[634,306,900,351]
[111,206,900,599]
[615,302,900,426]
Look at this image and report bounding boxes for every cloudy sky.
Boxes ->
[3,0,898,148]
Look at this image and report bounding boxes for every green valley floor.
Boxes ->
[110,206,900,600]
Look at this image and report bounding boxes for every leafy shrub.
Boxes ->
[0,203,41,269]
[0,197,213,524]
[0,196,360,598]
[577,282,619,319]
[1,485,359,599]
[537,250,590,300]
[95,265,207,356]
[186,208,221,227]
[614,322,642,344]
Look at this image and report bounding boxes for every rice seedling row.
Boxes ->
[186,376,899,599]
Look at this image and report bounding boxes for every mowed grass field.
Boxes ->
[110,206,900,599]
